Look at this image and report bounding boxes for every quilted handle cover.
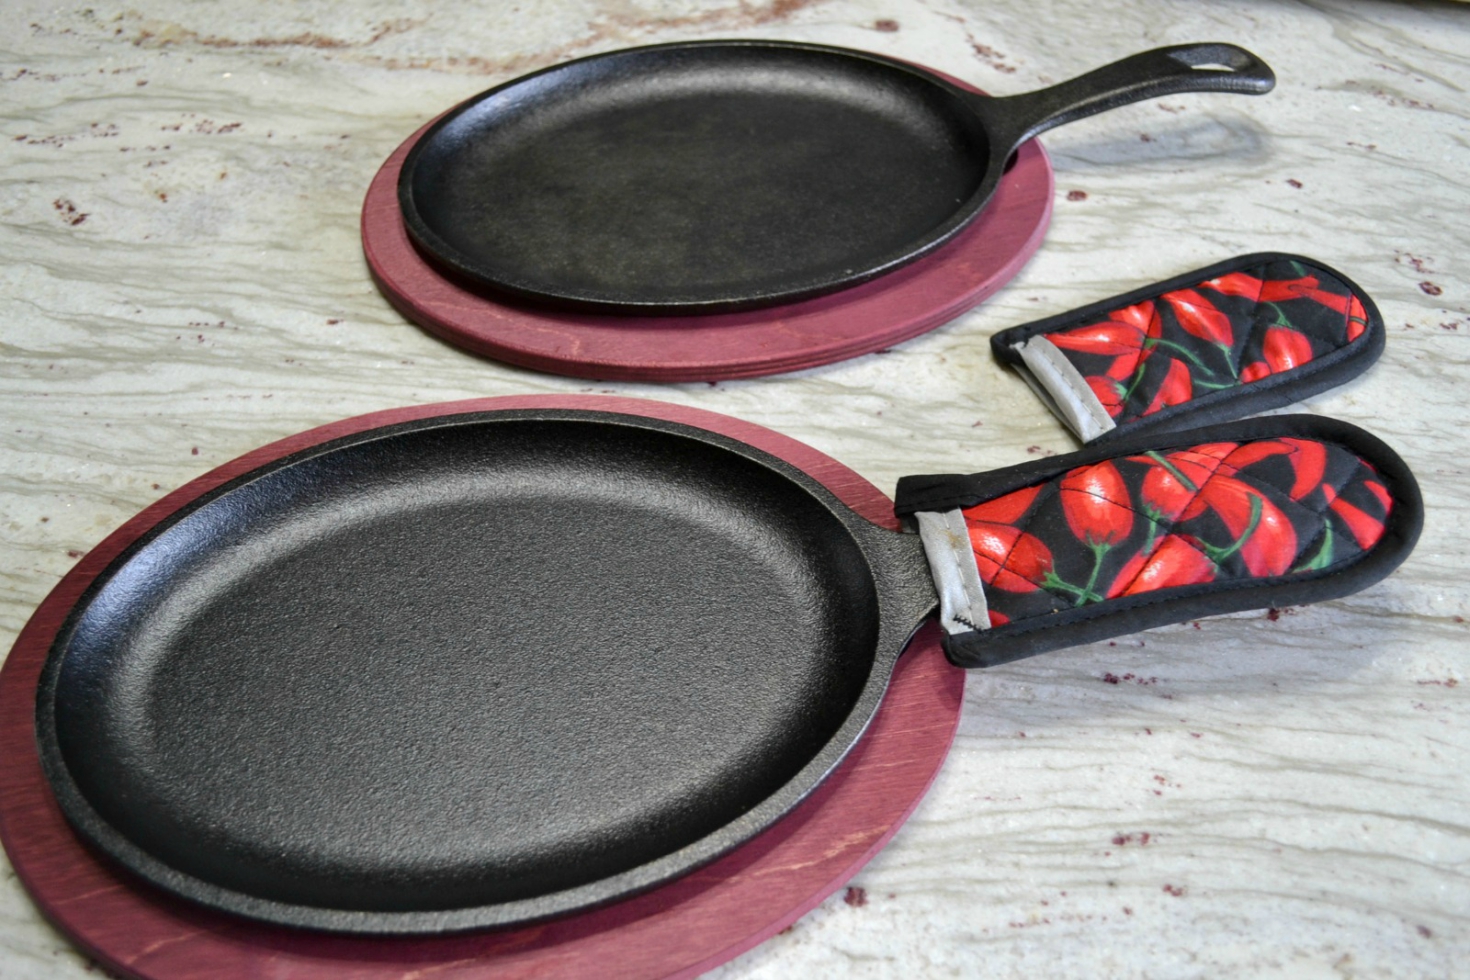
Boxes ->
[897,416,1421,668]
[991,254,1384,443]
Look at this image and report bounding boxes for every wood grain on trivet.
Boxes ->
[362,80,1053,382]
[0,395,964,980]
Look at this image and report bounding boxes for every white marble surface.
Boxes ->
[1,1,1467,977]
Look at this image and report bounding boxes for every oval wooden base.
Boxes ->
[362,78,1054,382]
[0,396,964,980]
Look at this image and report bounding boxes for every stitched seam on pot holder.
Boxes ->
[916,509,991,634]
[1015,336,1116,441]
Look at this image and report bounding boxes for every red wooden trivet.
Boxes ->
[362,82,1053,382]
[0,396,964,980]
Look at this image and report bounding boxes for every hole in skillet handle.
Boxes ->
[978,42,1275,153]
[1165,43,1261,74]
[895,415,1422,669]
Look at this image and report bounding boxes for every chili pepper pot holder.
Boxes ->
[990,253,1384,444]
[896,414,1421,668]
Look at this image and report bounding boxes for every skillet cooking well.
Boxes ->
[34,401,1417,934]
[399,40,1273,313]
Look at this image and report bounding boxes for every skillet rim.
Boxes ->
[396,39,1003,313]
[33,407,937,934]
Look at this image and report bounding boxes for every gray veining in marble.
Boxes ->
[2,1,1467,977]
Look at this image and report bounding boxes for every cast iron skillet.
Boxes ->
[398,40,1273,313]
[38,410,937,934]
[35,407,1416,935]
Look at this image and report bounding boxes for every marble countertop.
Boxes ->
[1,0,1466,976]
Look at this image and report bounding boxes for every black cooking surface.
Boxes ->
[401,43,991,310]
[42,417,882,921]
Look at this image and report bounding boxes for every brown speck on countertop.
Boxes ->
[1066,189,1087,201]
[53,198,88,225]
[191,446,199,455]
[1286,178,1303,188]
[1420,281,1443,296]
[844,886,868,907]
[1418,925,1434,938]
[873,18,898,32]
[1162,884,1186,897]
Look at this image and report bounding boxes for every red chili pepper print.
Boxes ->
[1107,534,1216,597]
[1087,375,1127,418]
[966,521,1054,593]
[1201,271,1265,299]
[1321,484,1386,550]
[1031,260,1374,430]
[1163,288,1234,347]
[962,484,1054,594]
[1346,296,1368,342]
[1280,438,1328,501]
[1259,275,1361,317]
[1364,479,1392,512]
[1048,300,1160,383]
[1198,475,1297,576]
[1133,447,1230,522]
[1139,463,1197,523]
[1046,322,1146,359]
[1218,440,1293,472]
[1240,327,1314,383]
[1059,461,1133,546]
[965,483,1042,526]
[957,436,1393,632]
[1145,358,1193,415]
[1219,438,1326,503]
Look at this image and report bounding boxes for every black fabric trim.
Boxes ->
[989,253,1385,443]
[893,415,1423,668]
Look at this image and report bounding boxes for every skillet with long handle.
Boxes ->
[33,400,1417,934]
[399,40,1274,313]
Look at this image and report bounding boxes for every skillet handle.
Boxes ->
[980,43,1274,151]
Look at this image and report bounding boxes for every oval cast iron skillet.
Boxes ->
[37,408,937,934]
[399,40,1274,313]
[33,402,1416,935]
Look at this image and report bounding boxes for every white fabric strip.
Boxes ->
[915,509,990,636]
[1013,335,1117,443]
